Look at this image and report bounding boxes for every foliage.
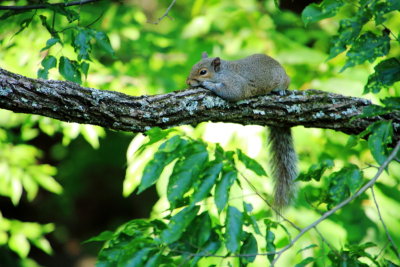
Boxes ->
[0,0,399,266]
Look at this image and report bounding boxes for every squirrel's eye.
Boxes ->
[199,69,207,75]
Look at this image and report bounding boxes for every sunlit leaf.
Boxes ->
[9,233,30,258]
[31,237,52,255]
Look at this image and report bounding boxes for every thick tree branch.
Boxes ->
[0,0,99,11]
[0,67,399,140]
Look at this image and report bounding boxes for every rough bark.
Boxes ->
[0,67,399,140]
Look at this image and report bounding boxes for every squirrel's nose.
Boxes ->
[186,78,190,86]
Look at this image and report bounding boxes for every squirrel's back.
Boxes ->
[226,54,290,93]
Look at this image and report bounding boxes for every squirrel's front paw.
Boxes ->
[202,81,224,92]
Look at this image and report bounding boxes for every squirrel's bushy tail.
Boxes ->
[268,126,298,210]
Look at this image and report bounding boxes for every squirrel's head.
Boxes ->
[186,52,221,87]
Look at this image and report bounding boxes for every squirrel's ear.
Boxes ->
[211,57,221,72]
[201,52,208,59]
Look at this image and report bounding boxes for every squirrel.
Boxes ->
[186,52,298,210]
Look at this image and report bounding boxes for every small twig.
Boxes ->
[148,0,177,24]
[0,0,100,10]
[313,226,340,257]
[239,172,301,232]
[370,187,400,259]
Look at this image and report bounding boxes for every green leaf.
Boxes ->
[10,177,23,206]
[297,244,318,254]
[364,58,400,94]
[236,149,267,176]
[382,97,400,109]
[367,121,393,165]
[301,0,344,26]
[81,62,90,77]
[328,18,365,60]
[139,128,178,153]
[215,171,237,213]
[84,231,114,243]
[189,212,212,247]
[31,237,52,255]
[9,233,30,258]
[21,174,39,201]
[121,248,152,266]
[34,173,63,194]
[144,253,161,267]
[225,206,243,253]
[160,205,200,244]
[167,147,208,207]
[158,135,182,153]
[297,159,334,182]
[240,233,258,264]
[192,161,223,203]
[190,238,221,267]
[326,164,363,208]
[40,37,61,52]
[341,31,390,71]
[74,29,92,61]
[137,140,182,193]
[266,226,276,263]
[373,0,400,24]
[360,105,393,118]
[38,56,57,79]
[90,30,115,57]
[243,202,261,235]
[59,56,82,84]
[295,257,316,267]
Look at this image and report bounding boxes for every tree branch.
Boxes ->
[0,0,100,11]
[0,67,399,140]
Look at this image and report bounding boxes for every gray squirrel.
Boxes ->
[186,52,298,210]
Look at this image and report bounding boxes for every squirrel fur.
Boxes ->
[186,52,298,210]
